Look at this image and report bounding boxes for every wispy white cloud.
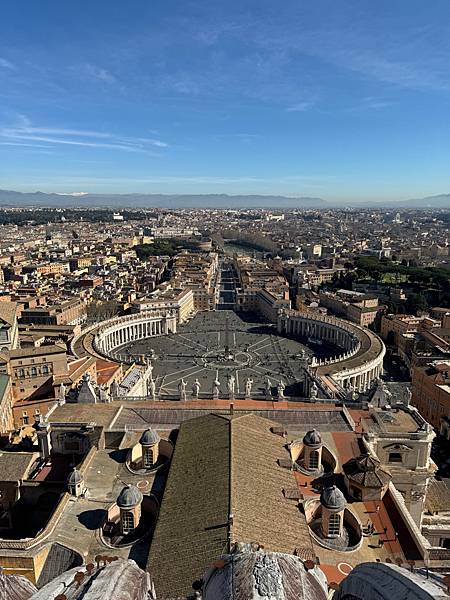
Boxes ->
[0,141,53,148]
[79,63,116,84]
[214,133,262,144]
[0,117,169,153]
[286,101,314,112]
[0,57,15,70]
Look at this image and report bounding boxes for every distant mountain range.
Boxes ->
[0,189,449,209]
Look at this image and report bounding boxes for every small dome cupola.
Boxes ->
[139,428,160,446]
[117,485,143,535]
[320,485,346,540]
[303,429,322,449]
[139,428,160,469]
[67,467,84,498]
[117,484,143,509]
[320,485,346,511]
[302,429,323,472]
[308,485,362,551]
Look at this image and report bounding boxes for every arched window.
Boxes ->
[30,366,37,377]
[144,447,154,468]
[42,364,49,375]
[309,450,319,469]
[328,513,341,537]
[18,368,25,378]
[121,511,134,533]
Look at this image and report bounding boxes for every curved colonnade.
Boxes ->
[278,310,385,392]
[71,310,177,362]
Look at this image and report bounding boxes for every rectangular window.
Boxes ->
[389,453,402,463]
[309,451,319,470]
[328,513,341,536]
[122,511,134,533]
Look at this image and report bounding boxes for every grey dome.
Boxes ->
[117,484,143,508]
[320,485,346,511]
[333,562,449,600]
[139,428,160,446]
[0,571,37,600]
[67,468,83,485]
[27,558,153,600]
[202,547,328,600]
[303,429,322,448]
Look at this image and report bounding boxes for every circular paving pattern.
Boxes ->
[113,310,332,399]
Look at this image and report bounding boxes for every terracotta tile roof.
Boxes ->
[95,358,121,385]
[67,356,93,377]
[0,301,18,327]
[147,413,230,600]
[0,451,38,481]
[147,413,313,600]
[9,344,66,358]
[230,414,312,555]
[425,478,450,514]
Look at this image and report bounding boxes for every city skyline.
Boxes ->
[2,1,450,201]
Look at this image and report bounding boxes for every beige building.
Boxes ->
[132,288,195,323]
[319,289,379,327]
[0,374,14,434]
[20,298,86,326]
[364,404,436,526]
[411,360,450,429]
[0,301,20,352]
[5,345,69,405]
[380,314,440,347]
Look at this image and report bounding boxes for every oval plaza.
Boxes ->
[73,302,385,401]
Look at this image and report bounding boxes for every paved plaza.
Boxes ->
[119,310,313,399]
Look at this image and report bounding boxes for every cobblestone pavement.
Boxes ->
[121,310,314,398]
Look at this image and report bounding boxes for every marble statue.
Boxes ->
[147,359,153,378]
[192,378,201,399]
[213,376,221,399]
[227,374,236,398]
[265,378,272,399]
[178,378,187,401]
[245,377,253,398]
[148,377,156,400]
[59,382,66,405]
[310,381,318,399]
[347,384,358,402]
[405,387,412,406]
[277,380,285,399]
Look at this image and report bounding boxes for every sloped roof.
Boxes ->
[343,453,391,488]
[0,451,38,481]
[147,413,230,600]
[230,413,312,555]
[147,413,312,600]
[425,478,450,514]
[0,301,18,327]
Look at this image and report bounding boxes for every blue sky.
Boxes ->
[1,0,450,200]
